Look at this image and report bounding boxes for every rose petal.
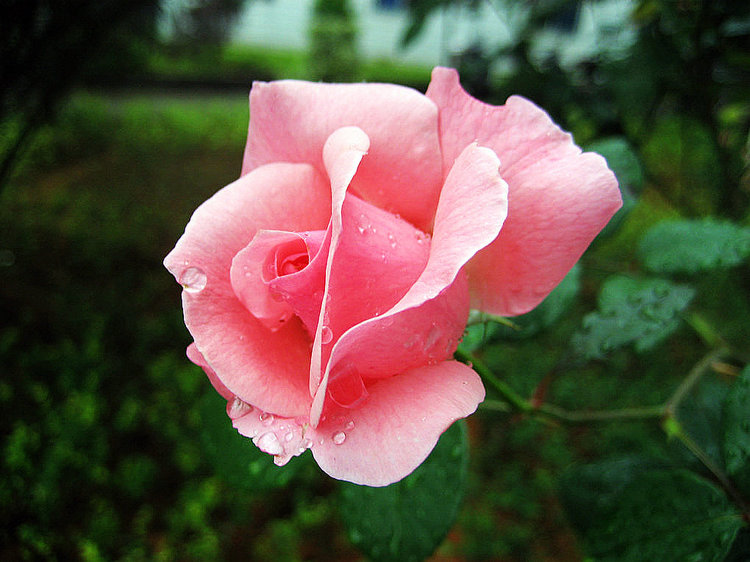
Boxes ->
[309,361,485,486]
[164,163,330,417]
[242,80,444,230]
[313,143,507,420]
[426,67,621,315]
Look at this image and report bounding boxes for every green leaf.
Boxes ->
[562,463,744,561]
[638,219,750,274]
[722,365,750,496]
[640,116,722,214]
[571,276,695,360]
[559,456,666,534]
[671,372,730,470]
[338,421,469,562]
[198,391,304,490]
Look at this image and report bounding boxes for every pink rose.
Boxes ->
[164,67,621,486]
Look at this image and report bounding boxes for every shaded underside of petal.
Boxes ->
[187,343,233,400]
[310,360,485,487]
[426,67,622,316]
[164,163,331,417]
[242,79,444,230]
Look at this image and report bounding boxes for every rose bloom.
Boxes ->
[164,67,621,486]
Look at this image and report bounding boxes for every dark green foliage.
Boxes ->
[338,421,469,561]
[639,219,750,275]
[309,0,360,82]
[722,366,750,496]
[199,391,309,491]
[564,466,743,561]
[571,276,695,360]
[168,0,246,48]
[0,0,160,188]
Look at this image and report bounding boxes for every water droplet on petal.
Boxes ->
[387,233,397,248]
[320,326,333,344]
[298,439,311,453]
[424,323,441,351]
[259,412,274,426]
[284,431,294,442]
[228,396,253,418]
[256,432,283,455]
[332,431,346,445]
[345,421,355,431]
[180,266,207,293]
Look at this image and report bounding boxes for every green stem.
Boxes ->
[454,347,531,413]
[684,311,726,349]
[666,416,750,516]
[665,347,729,415]
[536,403,665,424]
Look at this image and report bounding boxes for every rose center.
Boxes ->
[277,250,309,276]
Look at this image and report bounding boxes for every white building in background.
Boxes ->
[162,0,636,68]
[230,0,515,66]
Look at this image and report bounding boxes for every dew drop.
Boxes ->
[424,323,441,351]
[284,431,295,442]
[332,431,346,445]
[256,432,283,455]
[320,326,333,344]
[228,396,253,418]
[387,233,397,248]
[180,266,207,293]
[298,438,313,453]
[259,412,274,426]
[345,421,355,431]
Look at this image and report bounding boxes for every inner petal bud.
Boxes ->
[231,230,325,331]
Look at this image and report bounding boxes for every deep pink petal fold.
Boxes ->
[242,79,444,230]
[426,67,622,315]
[310,361,485,486]
[164,163,330,417]
[310,128,446,422]
[321,144,507,393]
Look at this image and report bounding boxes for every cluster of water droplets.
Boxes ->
[229,398,358,465]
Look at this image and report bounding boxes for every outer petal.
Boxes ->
[310,361,485,486]
[242,79,444,230]
[426,67,622,315]
[164,163,330,417]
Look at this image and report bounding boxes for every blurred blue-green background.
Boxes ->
[2,1,749,560]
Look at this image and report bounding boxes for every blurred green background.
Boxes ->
[1,0,749,560]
